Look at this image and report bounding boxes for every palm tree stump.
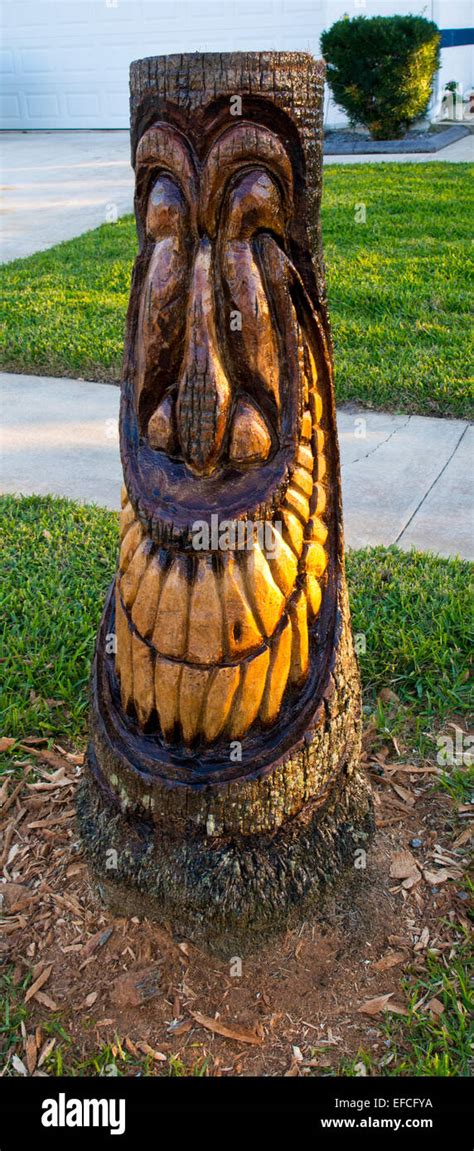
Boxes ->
[77,51,373,952]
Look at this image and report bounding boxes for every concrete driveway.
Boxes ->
[1,130,134,263]
[2,129,472,264]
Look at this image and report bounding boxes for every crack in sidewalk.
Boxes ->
[341,415,412,469]
[395,423,469,545]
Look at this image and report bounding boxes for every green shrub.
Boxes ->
[321,15,441,139]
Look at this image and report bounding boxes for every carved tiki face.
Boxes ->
[80,57,367,941]
[108,80,343,778]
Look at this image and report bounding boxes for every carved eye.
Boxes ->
[146,175,187,240]
[225,169,285,241]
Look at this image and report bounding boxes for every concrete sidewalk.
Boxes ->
[2,129,472,264]
[1,372,472,560]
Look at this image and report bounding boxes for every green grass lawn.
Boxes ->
[1,163,472,419]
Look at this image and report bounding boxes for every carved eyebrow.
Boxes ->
[200,123,293,238]
[135,123,198,226]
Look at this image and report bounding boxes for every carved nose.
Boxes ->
[176,238,231,475]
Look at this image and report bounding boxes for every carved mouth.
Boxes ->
[115,324,330,747]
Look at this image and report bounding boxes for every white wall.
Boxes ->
[1,0,473,130]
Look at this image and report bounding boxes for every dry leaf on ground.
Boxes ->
[25,1034,37,1074]
[423,868,450,886]
[24,964,53,1004]
[79,991,98,1011]
[358,993,393,1016]
[11,1055,28,1076]
[0,737,16,753]
[389,849,420,879]
[373,951,406,972]
[135,1041,167,1062]
[80,927,113,962]
[428,997,444,1016]
[37,1038,56,1068]
[414,926,430,952]
[34,991,58,1011]
[391,783,416,806]
[190,1010,263,1045]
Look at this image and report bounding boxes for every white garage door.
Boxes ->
[1,0,331,130]
[0,0,466,131]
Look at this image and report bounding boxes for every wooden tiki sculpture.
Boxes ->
[77,52,373,950]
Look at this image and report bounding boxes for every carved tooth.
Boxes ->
[306,516,328,546]
[317,454,327,481]
[132,633,155,727]
[307,575,322,617]
[115,585,133,712]
[292,465,313,498]
[228,647,270,740]
[310,389,323,424]
[179,666,211,744]
[187,557,223,665]
[265,525,298,597]
[155,657,181,740]
[242,544,285,638]
[281,509,304,557]
[305,542,328,579]
[314,427,325,453]
[259,617,292,725]
[296,443,313,472]
[131,551,166,639]
[229,399,271,463]
[221,555,262,658]
[120,483,128,509]
[147,394,177,453]
[288,591,309,685]
[120,500,135,539]
[284,485,310,523]
[121,539,152,610]
[119,520,143,573]
[301,410,312,440]
[202,665,240,742]
[312,483,327,516]
[152,556,190,658]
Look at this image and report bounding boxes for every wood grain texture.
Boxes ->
[79,52,370,945]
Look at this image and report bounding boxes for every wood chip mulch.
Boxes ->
[1,727,472,1077]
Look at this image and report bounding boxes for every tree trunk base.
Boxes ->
[76,758,373,955]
